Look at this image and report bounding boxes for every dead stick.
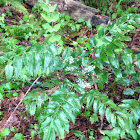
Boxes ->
[1,77,40,131]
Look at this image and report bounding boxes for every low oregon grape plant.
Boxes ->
[0,0,140,139]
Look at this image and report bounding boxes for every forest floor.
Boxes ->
[0,1,140,140]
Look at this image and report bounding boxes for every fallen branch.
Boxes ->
[24,0,109,26]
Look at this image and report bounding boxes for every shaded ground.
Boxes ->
[0,1,140,140]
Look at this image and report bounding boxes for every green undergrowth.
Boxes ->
[81,0,139,15]
[0,0,140,139]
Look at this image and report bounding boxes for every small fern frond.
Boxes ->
[1,0,29,14]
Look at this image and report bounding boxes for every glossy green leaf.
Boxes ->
[128,20,140,28]
[135,86,140,93]
[82,57,89,67]
[41,13,51,23]
[83,111,90,117]
[95,47,102,57]
[67,96,81,112]
[110,127,121,138]
[106,47,115,57]
[30,102,36,115]
[50,44,58,55]
[120,35,131,41]
[62,47,71,61]
[54,119,64,139]
[122,53,132,69]
[43,121,55,140]
[135,17,140,23]
[102,127,121,138]
[135,60,140,70]
[0,111,3,115]
[77,17,84,23]
[49,4,57,12]
[4,82,13,90]
[72,130,84,137]
[57,111,69,133]
[41,117,51,131]
[90,114,99,124]
[42,23,52,30]
[104,36,112,44]
[33,53,41,77]
[110,26,122,35]
[0,128,10,137]
[0,93,3,100]
[94,59,103,69]
[111,113,116,127]
[61,103,75,123]
[127,25,135,30]
[126,65,136,75]
[120,130,126,139]
[117,79,131,86]
[24,53,33,75]
[13,56,22,79]
[131,107,140,123]
[75,24,81,31]
[0,86,4,94]
[49,34,61,43]
[43,53,52,73]
[109,56,119,68]
[117,116,125,129]
[112,127,121,137]
[137,128,140,135]
[57,46,63,54]
[100,52,108,63]
[118,103,131,109]
[106,107,112,123]
[102,130,113,137]
[51,13,60,22]
[123,88,134,95]
[97,26,105,38]
[53,23,61,32]
[132,73,140,82]
[89,37,97,48]
[115,111,127,119]
[93,100,99,114]
[31,130,36,139]
[113,40,125,48]
[121,99,138,106]
[86,20,92,29]
[112,13,117,20]
[99,103,106,116]
[107,21,115,30]
[14,133,24,140]
[102,72,108,83]
[97,81,104,90]
[86,94,94,109]
[0,55,7,64]
[5,61,13,81]
[51,88,68,97]
[129,130,138,140]
[113,67,122,79]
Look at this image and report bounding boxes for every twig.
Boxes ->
[1,77,40,131]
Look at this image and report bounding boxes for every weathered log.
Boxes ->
[24,0,109,26]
